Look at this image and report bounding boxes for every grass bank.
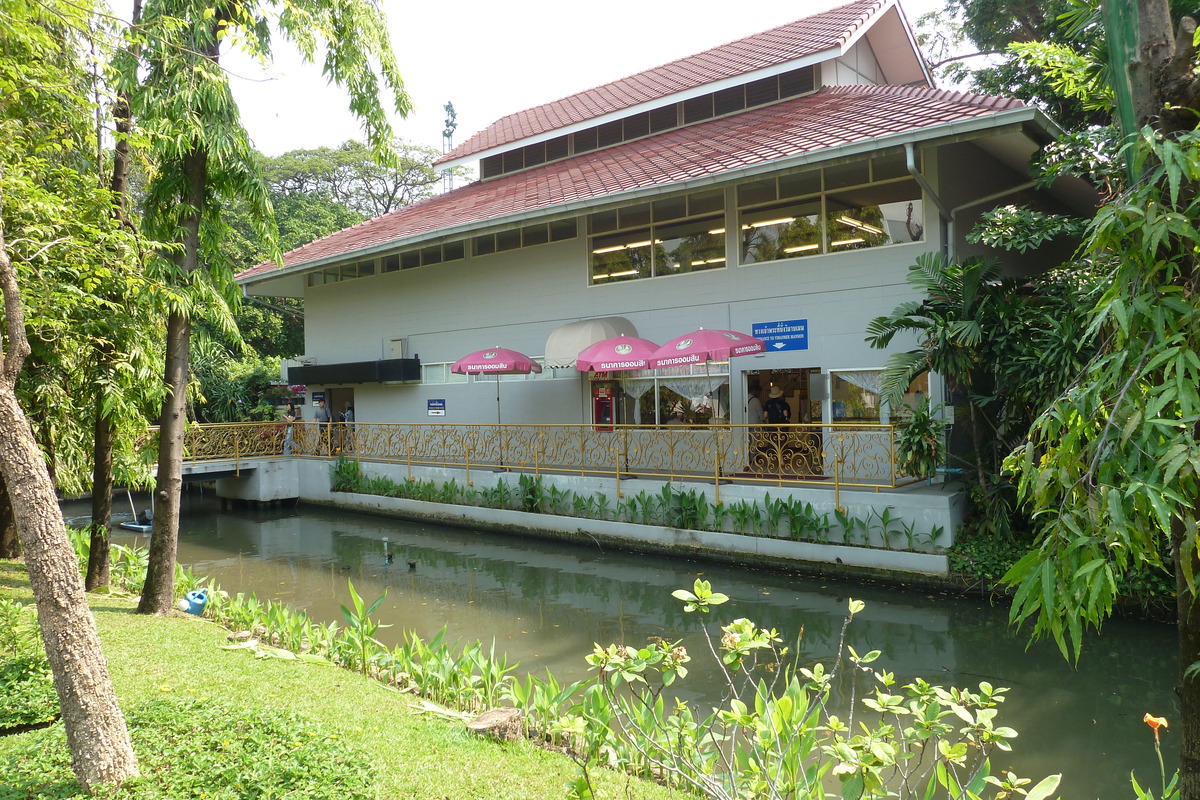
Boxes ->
[0,561,673,800]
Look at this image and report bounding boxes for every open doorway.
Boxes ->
[744,368,822,424]
[743,367,823,476]
[325,388,355,452]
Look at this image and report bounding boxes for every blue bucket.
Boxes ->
[185,589,208,616]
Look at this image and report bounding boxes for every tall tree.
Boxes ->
[0,0,139,785]
[263,139,443,218]
[1004,1,1200,796]
[130,0,411,614]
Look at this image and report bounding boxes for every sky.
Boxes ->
[226,0,948,158]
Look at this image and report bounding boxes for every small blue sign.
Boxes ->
[427,399,446,416]
[753,319,808,351]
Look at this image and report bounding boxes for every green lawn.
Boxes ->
[0,561,677,800]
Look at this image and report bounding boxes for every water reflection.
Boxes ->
[91,494,1177,799]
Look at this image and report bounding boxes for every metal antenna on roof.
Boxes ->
[441,101,458,194]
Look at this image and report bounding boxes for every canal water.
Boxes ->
[92,493,1176,798]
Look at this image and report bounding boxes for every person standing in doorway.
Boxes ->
[764,386,792,462]
[765,386,791,425]
[341,402,355,452]
[746,384,765,460]
[314,399,332,455]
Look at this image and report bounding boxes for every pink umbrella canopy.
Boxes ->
[451,347,543,375]
[575,335,660,372]
[647,328,766,369]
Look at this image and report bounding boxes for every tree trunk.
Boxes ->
[138,142,204,615]
[85,402,114,591]
[90,0,140,592]
[0,182,138,789]
[0,389,139,788]
[0,473,19,559]
[137,310,188,614]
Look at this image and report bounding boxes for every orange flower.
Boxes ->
[1144,713,1169,740]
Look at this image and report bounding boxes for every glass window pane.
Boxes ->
[652,196,686,223]
[619,203,651,229]
[779,65,815,97]
[496,229,521,252]
[738,179,776,206]
[649,105,677,133]
[831,372,881,421]
[745,76,778,107]
[688,189,724,216]
[473,235,495,257]
[825,161,870,190]
[683,95,714,124]
[357,260,375,277]
[381,255,400,272]
[550,219,577,241]
[421,246,442,265]
[401,251,421,269]
[502,150,523,173]
[524,142,546,167]
[481,155,502,179]
[573,128,598,154]
[590,210,618,235]
[872,152,908,180]
[779,171,820,200]
[598,120,622,148]
[546,135,570,161]
[324,268,340,283]
[522,224,549,247]
[443,240,465,261]
[623,112,649,140]
[591,228,652,285]
[740,199,823,264]
[826,180,924,248]
[656,216,726,275]
[714,86,744,115]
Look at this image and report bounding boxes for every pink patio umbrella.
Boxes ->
[575,335,660,372]
[451,346,543,425]
[647,327,766,369]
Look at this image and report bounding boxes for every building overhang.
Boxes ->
[288,357,422,386]
[240,105,1078,299]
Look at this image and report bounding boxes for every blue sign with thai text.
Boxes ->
[427,399,446,416]
[753,319,808,351]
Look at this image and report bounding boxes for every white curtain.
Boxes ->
[619,377,656,424]
[659,376,729,409]
[834,369,885,395]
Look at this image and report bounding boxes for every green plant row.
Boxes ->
[187,577,1083,799]
[331,458,946,552]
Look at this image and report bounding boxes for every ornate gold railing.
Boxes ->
[167,421,925,494]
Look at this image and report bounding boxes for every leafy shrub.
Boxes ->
[4,698,376,800]
[330,455,363,491]
[0,596,41,657]
[0,655,57,731]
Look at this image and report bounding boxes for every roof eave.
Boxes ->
[239,105,1050,291]
[435,49,843,173]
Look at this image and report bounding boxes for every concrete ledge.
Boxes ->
[317,489,950,582]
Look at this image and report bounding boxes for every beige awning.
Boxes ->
[544,317,639,369]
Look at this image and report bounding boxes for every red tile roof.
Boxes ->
[436,0,890,165]
[238,85,1028,281]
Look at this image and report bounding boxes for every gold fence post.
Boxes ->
[712,445,722,506]
[614,441,623,498]
[235,433,241,476]
[465,446,473,487]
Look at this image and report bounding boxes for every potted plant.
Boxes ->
[894,398,946,480]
